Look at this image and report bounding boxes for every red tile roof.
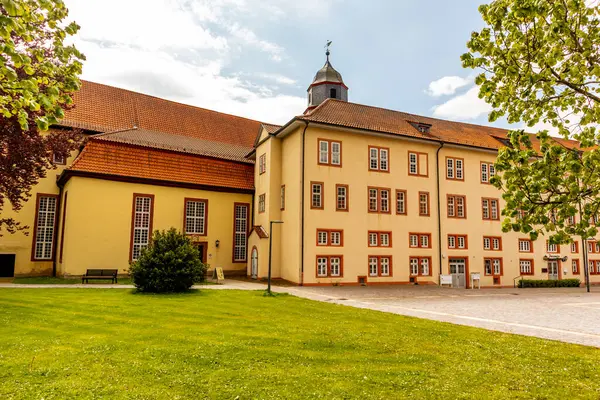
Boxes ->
[67,139,254,191]
[62,80,263,149]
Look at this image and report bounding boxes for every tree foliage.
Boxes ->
[462,0,600,249]
[0,0,85,235]
[130,229,207,293]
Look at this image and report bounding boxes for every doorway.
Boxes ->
[0,254,16,278]
[194,242,208,264]
[251,247,258,279]
[548,260,559,280]
[449,258,467,288]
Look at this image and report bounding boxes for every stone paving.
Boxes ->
[2,280,599,347]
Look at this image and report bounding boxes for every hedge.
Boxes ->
[518,279,581,288]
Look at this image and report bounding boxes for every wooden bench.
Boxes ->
[82,269,118,284]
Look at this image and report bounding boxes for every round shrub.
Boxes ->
[130,228,207,293]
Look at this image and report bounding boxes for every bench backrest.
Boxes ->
[86,269,118,277]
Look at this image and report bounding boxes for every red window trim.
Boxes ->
[481,197,500,221]
[315,255,344,278]
[409,256,432,277]
[317,138,342,167]
[335,184,349,212]
[232,202,250,263]
[587,240,598,254]
[316,229,344,247]
[259,153,266,175]
[368,231,393,248]
[368,255,394,277]
[183,197,209,236]
[484,257,504,276]
[31,193,61,262]
[367,186,392,214]
[546,240,560,253]
[408,151,429,177]
[446,194,467,219]
[447,234,468,249]
[129,193,155,263]
[408,232,432,249]
[368,145,390,172]
[395,189,407,215]
[310,181,324,210]
[483,236,503,251]
[445,156,465,181]
[258,193,266,214]
[591,260,600,275]
[518,238,533,253]
[571,241,579,253]
[418,191,430,216]
[572,259,580,275]
[480,161,494,184]
[519,258,535,275]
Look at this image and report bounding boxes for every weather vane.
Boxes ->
[325,40,332,60]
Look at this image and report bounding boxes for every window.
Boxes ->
[233,203,249,262]
[484,258,503,276]
[396,190,407,215]
[446,157,464,180]
[368,187,391,213]
[483,236,502,251]
[482,198,500,220]
[330,88,337,98]
[336,184,348,211]
[316,255,343,277]
[408,151,428,176]
[317,229,343,247]
[258,194,266,213]
[409,256,431,276]
[311,182,324,209]
[368,256,392,277]
[368,231,392,247]
[33,194,58,260]
[567,215,576,225]
[572,259,580,274]
[571,241,579,253]
[318,139,341,166]
[419,192,430,216]
[447,234,467,249]
[546,241,559,253]
[588,240,599,254]
[184,199,207,235]
[519,259,534,275]
[447,195,466,218]
[368,146,390,172]
[409,233,431,248]
[481,162,495,183]
[52,153,66,165]
[259,154,266,174]
[518,239,532,253]
[280,185,285,210]
[590,260,600,275]
[130,194,154,261]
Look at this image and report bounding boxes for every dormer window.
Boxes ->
[408,121,432,134]
[330,88,337,99]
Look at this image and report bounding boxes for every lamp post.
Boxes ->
[268,220,284,295]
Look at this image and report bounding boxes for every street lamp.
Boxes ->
[267,220,284,295]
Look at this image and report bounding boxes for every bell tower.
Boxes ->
[306,41,348,111]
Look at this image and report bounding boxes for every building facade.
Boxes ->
[1,54,598,287]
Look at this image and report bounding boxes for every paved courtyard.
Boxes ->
[278,285,600,348]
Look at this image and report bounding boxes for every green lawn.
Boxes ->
[0,290,599,399]
[10,277,217,285]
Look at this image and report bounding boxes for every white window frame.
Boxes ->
[34,195,58,260]
[132,195,153,261]
[518,239,531,253]
[185,199,207,235]
[233,204,249,262]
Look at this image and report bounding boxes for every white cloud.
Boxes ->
[432,86,492,120]
[426,76,471,97]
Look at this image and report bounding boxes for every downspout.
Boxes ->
[300,121,309,286]
[436,142,444,277]
[52,183,65,277]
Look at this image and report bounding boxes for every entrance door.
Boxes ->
[194,242,207,264]
[548,260,559,280]
[449,258,466,288]
[251,247,258,279]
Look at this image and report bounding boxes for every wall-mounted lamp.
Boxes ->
[215,239,220,248]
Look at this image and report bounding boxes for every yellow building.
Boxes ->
[1,53,599,288]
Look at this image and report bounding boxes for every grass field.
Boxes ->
[0,289,599,399]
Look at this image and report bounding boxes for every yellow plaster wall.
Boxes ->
[58,176,252,276]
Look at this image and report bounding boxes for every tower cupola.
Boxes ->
[306,41,348,110]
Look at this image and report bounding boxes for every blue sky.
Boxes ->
[65,0,503,127]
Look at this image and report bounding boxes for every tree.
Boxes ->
[129,229,207,293]
[462,0,600,290]
[0,0,85,235]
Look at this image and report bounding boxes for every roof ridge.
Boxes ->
[80,79,278,126]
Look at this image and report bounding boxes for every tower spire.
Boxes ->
[306,41,348,112]
[325,40,332,62]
